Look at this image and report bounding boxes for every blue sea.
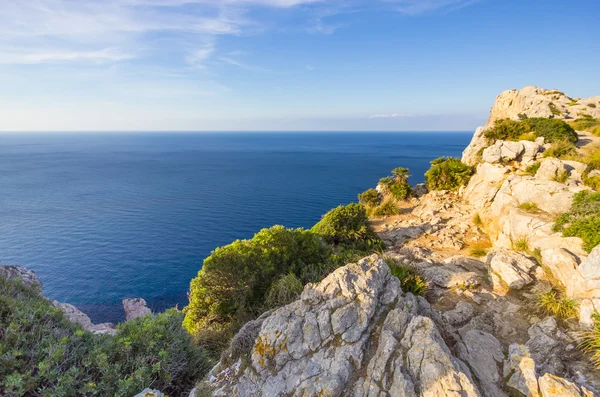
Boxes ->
[0,132,471,323]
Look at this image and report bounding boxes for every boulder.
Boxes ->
[462,126,488,166]
[123,298,152,321]
[208,255,480,397]
[443,302,475,327]
[134,389,164,397]
[463,162,510,210]
[567,246,600,299]
[487,249,537,290]
[457,330,506,397]
[535,158,568,181]
[482,141,525,164]
[541,248,580,287]
[503,344,539,397]
[538,373,594,397]
[0,265,43,292]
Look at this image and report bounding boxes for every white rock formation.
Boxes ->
[123,297,152,320]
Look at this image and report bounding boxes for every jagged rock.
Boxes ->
[526,318,566,375]
[462,126,488,166]
[504,344,539,397]
[567,246,600,299]
[52,301,117,335]
[536,158,569,181]
[482,140,537,164]
[414,183,428,197]
[443,302,475,326]
[496,207,554,249]
[457,330,506,397]
[416,260,481,289]
[541,248,580,288]
[134,389,164,397]
[487,249,537,290]
[123,298,152,321]
[538,373,594,397]
[208,255,480,397]
[463,162,510,209]
[0,265,43,292]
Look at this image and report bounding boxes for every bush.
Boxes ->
[589,103,597,108]
[524,162,541,176]
[543,139,577,159]
[570,116,600,132]
[184,226,335,333]
[584,174,600,190]
[469,247,488,258]
[548,102,562,116]
[554,190,600,252]
[265,273,303,309]
[536,289,578,319]
[358,188,381,207]
[312,204,383,250]
[579,312,600,368]
[379,167,413,200]
[513,236,529,252]
[372,199,400,216]
[484,118,577,144]
[384,256,428,296]
[0,277,209,397]
[425,157,473,191]
[518,202,540,212]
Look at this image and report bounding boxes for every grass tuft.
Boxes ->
[384,256,428,296]
[518,202,540,212]
[536,289,579,319]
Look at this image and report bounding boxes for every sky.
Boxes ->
[1,0,599,132]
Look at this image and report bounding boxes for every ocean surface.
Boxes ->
[0,132,471,323]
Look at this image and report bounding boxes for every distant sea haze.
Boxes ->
[0,132,471,323]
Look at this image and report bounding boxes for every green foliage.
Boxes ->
[554,190,600,252]
[543,139,577,159]
[582,149,600,170]
[379,177,393,185]
[484,118,577,144]
[472,213,483,227]
[265,273,304,309]
[358,188,381,207]
[588,103,597,108]
[372,199,400,216]
[380,167,413,200]
[554,170,569,183]
[184,226,335,333]
[583,174,600,190]
[384,257,428,296]
[568,99,579,106]
[0,277,208,397]
[536,289,578,319]
[579,312,600,368]
[548,102,562,116]
[524,162,541,176]
[469,247,488,258]
[518,202,540,212]
[570,116,600,132]
[425,157,473,191]
[391,167,410,179]
[513,236,529,252]
[312,204,383,250]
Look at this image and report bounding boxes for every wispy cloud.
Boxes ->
[368,112,418,119]
[380,0,481,15]
[0,48,134,65]
[218,57,271,72]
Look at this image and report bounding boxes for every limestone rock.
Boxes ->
[52,301,117,335]
[443,302,475,327]
[567,246,600,299]
[462,126,488,166]
[487,249,537,290]
[0,265,43,292]
[482,140,537,164]
[535,158,568,181]
[457,330,506,397]
[123,298,152,321]
[134,389,164,397]
[504,344,539,397]
[208,255,481,397]
[541,248,580,288]
[538,373,594,397]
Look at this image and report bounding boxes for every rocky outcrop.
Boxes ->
[0,265,43,292]
[52,301,117,335]
[123,298,152,320]
[207,255,481,397]
[482,139,543,165]
[487,249,538,291]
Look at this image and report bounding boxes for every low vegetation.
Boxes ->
[358,188,381,207]
[553,190,600,252]
[518,202,540,212]
[372,198,400,216]
[0,277,209,397]
[548,102,562,116]
[543,139,578,159]
[378,167,413,200]
[384,256,428,296]
[536,289,579,320]
[579,312,600,368]
[569,115,600,135]
[484,117,578,144]
[469,247,488,258]
[472,213,483,227]
[524,162,541,176]
[425,157,473,191]
[513,236,529,252]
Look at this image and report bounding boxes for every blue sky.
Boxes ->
[1,0,599,131]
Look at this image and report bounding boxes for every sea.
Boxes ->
[0,132,471,323]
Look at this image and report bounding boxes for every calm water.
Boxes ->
[0,132,470,323]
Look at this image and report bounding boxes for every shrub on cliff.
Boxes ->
[553,190,600,252]
[0,277,209,397]
[184,226,334,334]
[358,188,381,207]
[570,115,600,132]
[379,167,413,200]
[425,157,473,191]
[484,117,577,143]
[311,203,383,250]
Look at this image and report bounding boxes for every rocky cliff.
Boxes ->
[200,87,600,397]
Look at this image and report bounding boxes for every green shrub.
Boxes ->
[554,170,569,183]
[554,190,600,252]
[469,247,488,258]
[579,312,600,368]
[184,226,335,333]
[358,188,381,207]
[0,277,209,397]
[570,116,600,132]
[372,199,400,216]
[582,148,600,170]
[548,102,562,116]
[524,162,541,176]
[265,273,304,309]
[425,157,473,191]
[568,99,579,106]
[513,236,529,252]
[484,118,577,144]
[312,204,383,250]
[473,213,483,227]
[584,174,600,190]
[536,289,579,319]
[543,139,577,159]
[588,103,597,108]
[518,202,540,212]
[384,256,428,296]
[379,167,413,200]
